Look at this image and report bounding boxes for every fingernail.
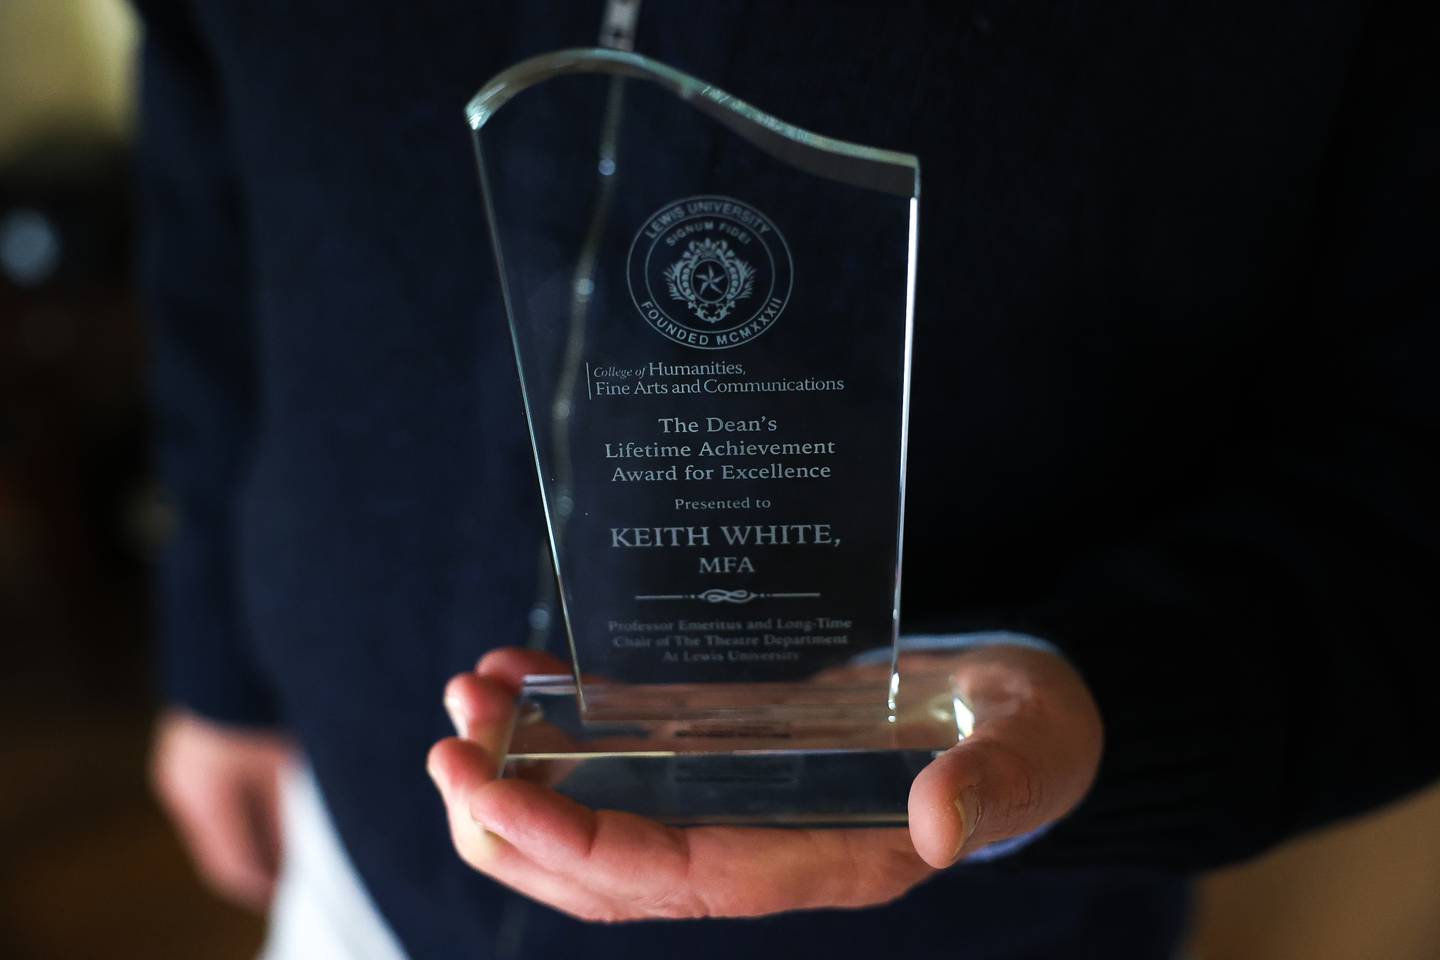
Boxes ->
[469,823,501,862]
[954,789,981,857]
[466,798,501,860]
[444,696,468,738]
[426,752,447,797]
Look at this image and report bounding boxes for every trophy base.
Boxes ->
[499,672,972,827]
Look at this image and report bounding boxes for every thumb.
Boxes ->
[908,734,1050,867]
[906,647,1102,868]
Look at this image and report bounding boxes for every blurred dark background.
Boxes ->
[0,3,1435,958]
[0,2,263,957]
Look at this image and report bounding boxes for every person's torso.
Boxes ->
[184,1,1364,954]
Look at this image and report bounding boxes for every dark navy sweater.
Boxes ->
[133,1,1437,957]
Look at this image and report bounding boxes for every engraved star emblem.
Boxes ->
[696,265,725,296]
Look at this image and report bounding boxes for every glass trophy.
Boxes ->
[467,49,970,826]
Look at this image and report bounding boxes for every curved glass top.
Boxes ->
[467,47,919,199]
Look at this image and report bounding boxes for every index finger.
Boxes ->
[466,778,932,918]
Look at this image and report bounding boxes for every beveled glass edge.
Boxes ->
[889,196,919,707]
[470,137,591,701]
[466,47,920,199]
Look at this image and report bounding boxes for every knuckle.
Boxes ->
[829,835,874,907]
[630,885,705,920]
[831,832,925,909]
[876,847,930,903]
[985,740,1046,825]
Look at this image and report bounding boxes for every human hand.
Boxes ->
[150,709,293,911]
[427,645,1102,921]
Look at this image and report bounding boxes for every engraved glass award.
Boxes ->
[467,49,969,825]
